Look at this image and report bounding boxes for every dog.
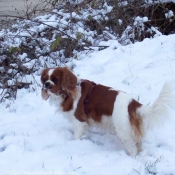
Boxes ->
[41,67,175,156]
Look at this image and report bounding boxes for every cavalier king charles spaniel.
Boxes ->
[41,67,175,157]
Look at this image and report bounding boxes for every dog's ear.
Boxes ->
[40,68,49,84]
[41,68,49,76]
[41,88,50,100]
[61,67,77,94]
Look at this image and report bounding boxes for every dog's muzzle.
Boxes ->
[45,82,51,89]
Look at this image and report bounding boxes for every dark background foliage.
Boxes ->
[0,0,175,102]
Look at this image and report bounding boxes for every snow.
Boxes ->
[165,10,174,18]
[145,0,175,3]
[1,34,175,175]
[19,53,27,61]
[135,16,145,23]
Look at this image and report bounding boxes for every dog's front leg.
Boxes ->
[72,116,87,139]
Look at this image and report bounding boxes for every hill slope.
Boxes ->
[0,34,175,175]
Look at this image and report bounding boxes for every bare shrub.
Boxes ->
[0,0,175,102]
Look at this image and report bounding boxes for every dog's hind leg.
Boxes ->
[115,128,138,157]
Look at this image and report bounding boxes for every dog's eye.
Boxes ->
[53,78,58,84]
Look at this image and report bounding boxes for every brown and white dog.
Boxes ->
[41,67,175,157]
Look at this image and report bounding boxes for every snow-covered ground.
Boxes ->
[1,34,175,175]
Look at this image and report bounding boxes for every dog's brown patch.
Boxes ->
[61,94,74,112]
[74,81,118,122]
[128,100,142,138]
[41,88,50,100]
[41,69,50,85]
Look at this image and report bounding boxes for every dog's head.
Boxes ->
[41,67,77,100]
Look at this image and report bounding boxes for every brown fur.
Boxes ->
[41,69,49,85]
[41,67,174,156]
[41,67,77,97]
[128,100,142,138]
[41,88,50,100]
[74,81,118,122]
[40,67,150,156]
[61,67,77,96]
[74,81,91,122]
[61,94,74,111]
[41,68,143,131]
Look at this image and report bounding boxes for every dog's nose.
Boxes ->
[45,82,50,89]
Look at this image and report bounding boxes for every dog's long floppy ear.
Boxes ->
[61,67,77,94]
[40,68,49,85]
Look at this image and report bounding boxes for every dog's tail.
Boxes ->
[137,81,175,132]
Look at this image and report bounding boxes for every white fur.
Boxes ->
[87,116,115,134]
[110,81,175,156]
[137,81,175,131]
[48,69,54,76]
[49,85,88,139]
[46,69,55,85]
[50,80,175,157]
[46,80,54,85]
[64,87,88,139]
[111,92,138,156]
[48,92,64,107]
